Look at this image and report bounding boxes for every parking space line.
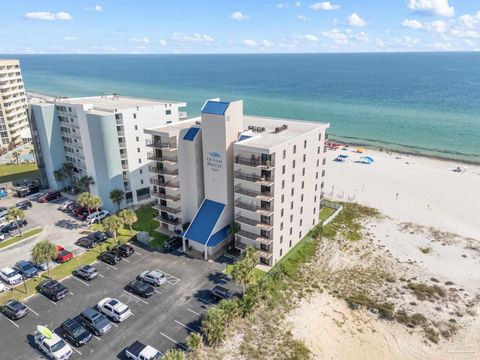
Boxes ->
[111,322,118,328]
[199,298,217,307]
[1,313,19,328]
[122,290,149,305]
[100,262,118,270]
[159,332,188,350]
[154,268,180,286]
[69,291,74,296]
[98,274,104,278]
[187,308,201,316]
[72,347,82,355]
[134,251,143,256]
[24,304,40,317]
[94,335,101,341]
[71,276,90,286]
[175,320,197,333]
[44,297,58,306]
[154,290,162,295]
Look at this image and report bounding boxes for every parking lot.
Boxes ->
[0,242,238,359]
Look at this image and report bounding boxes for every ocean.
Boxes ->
[4,53,480,163]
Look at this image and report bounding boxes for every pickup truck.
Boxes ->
[56,245,73,263]
[125,341,162,360]
[34,325,73,360]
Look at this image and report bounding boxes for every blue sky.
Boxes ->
[1,1,479,53]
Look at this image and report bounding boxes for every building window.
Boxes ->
[139,169,143,174]
[316,172,319,179]
[280,249,283,257]
[291,174,295,182]
[314,195,317,202]
[317,159,319,166]
[300,206,303,214]
[283,149,286,159]
[280,222,283,230]
[293,145,296,154]
[315,184,318,191]
[299,231,302,239]
[302,168,305,176]
[291,188,294,196]
[289,240,292,247]
[282,180,285,189]
[290,201,293,210]
[290,228,293,235]
[301,181,304,189]
[281,194,284,203]
[280,235,283,244]
[318,133,322,141]
[137,148,140,153]
[115,114,121,120]
[313,219,315,225]
[292,160,295,168]
[133,113,137,119]
[303,154,306,162]
[134,125,138,131]
[281,209,284,217]
[290,214,293,222]
[313,207,316,214]
[166,110,172,115]
[318,146,321,154]
[140,180,144,185]
[301,194,304,201]
[300,219,303,226]
[136,136,139,142]
[282,165,285,174]
[138,159,142,164]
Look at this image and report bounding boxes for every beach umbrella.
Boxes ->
[361,156,374,164]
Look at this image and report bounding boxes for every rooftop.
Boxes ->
[145,117,200,136]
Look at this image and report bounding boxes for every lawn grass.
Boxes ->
[0,163,39,183]
[319,206,336,223]
[0,228,43,250]
[132,205,169,247]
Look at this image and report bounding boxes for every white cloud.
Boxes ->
[242,39,258,47]
[231,11,250,21]
[294,1,301,8]
[24,12,73,21]
[276,3,286,8]
[427,20,447,33]
[261,40,275,47]
[322,28,349,44]
[402,19,423,30]
[297,15,308,21]
[458,12,480,29]
[347,13,367,27]
[85,5,103,12]
[298,33,319,41]
[159,39,167,46]
[354,32,369,42]
[63,36,76,41]
[309,2,340,11]
[406,0,454,17]
[172,32,215,43]
[131,37,150,45]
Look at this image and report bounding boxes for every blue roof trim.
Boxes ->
[208,225,230,247]
[184,199,225,245]
[201,101,230,115]
[183,127,200,141]
[238,134,252,142]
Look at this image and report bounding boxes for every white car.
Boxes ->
[86,210,110,224]
[138,270,166,286]
[34,326,73,360]
[97,297,132,322]
[59,200,75,211]
[0,282,6,292]
[0,267,23,285]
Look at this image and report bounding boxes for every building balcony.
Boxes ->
[234,185,273,202]
[236,215,273,231]
[149,178,180,190]
[236,230,273,245]
[234,155,274,169]
[235,199,273,216]
[154,204,182,215]
[156,215,180,226]
[117,131,125,137]
[146,139,177,150]
[234,170,274,186]
[148,166,179,176]
[151,191,181,202]
[147,152,178,163]
[120,153,128,159]
[121,163,129,170]
[179,111,187,119]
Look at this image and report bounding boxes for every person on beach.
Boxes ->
[396,193,399,200]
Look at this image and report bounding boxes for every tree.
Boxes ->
[61,162,75,188]
[31,240,57,279]
[87,195,103,213]
[77,175,95,193]
[102,215,124,244]
[161,349,185,360]
[12,150,20,165]
[202,306,227,346]
[6,207,25,236]
[53,169,65,189]
[109,189,124,213]
[77,192,91,209]
[186,332,202,351]
[231,246,259,293]
[119,209,137,235]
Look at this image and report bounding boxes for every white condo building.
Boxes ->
[145,99,329,266]
[28,95,187,211]
[0,59,29,147]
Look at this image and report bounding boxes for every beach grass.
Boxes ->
[319,207,336,222]
[0,228,43,250]
[0,163,39,184]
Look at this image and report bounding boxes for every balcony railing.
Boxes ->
[154,204,182,214]
[156,215,180,226]
[120,153,128,159]
[146,139,177,149]
[236,215,273,231]
[234,185,273,201]
[234,170,273,186]
[149,178,179,189]
[148,166,179,176]
[234,155,274,169]
[236,230,272,245]
[235,199,273,215]
[147,152,178,163]
[121,163,129,170]
[151,191,181,201]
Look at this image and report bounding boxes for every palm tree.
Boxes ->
[109,189,125,213]
[87,195,103,213]
[77,175,95,193]
[232,246,258,293]
[6,207,25,236]
[77,192,91,209]
[202,306,227,346]
[162,349,185,360]
[102,215,124,244]
[61,162,75,188]
[186,332,202,351]
[31,240,57,278]
[53,169,65,189]
[119,209,137,235]
[12,150,20,165]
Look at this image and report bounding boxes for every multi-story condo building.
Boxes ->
[145,99,329,267]
[0,59,29,147]
[28,94,187,211]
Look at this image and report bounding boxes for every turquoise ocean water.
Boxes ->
[3,53,480,163]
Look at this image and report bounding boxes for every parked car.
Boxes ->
[1,219,28,234]
[113,243,135,257]
[0,208,9,220]
[0,282,5,292]
[59,200,75,211]
[125,341,162,360]
[0,267,22,285]
[75,236,98,249]
[74,265,98,281]
[77,209,90,221]
[99,250,122,265]
[38,191,62,203]
[125,280,154,298]
[56,245,73,263]
[34,326,73,360]
[14,200,32,210]
[210,285,235,300]
[138,270,166,287]
[31,260,56,272]
[38,279,69,301]
[68,204,83,215]
[15,260,38,278]
[13,184,40,198]
[86,210,110,224]
[2,299,29,320]
[80,307,112,336]
[163,236,183,252]
[88,231,108,243]
[61,319,92,347]
[97,297,132,323]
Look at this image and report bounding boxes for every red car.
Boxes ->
[77,209,90,221]
[39,191,62,203]
[56,245,73,263]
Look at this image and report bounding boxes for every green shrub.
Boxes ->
[377,302,395,320]
[407,283,446,300]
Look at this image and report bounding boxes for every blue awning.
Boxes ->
[207,225,230,247]
[184,199,225,245]
[238,134,252,142]
[183,127,200,141]
[201,101,229,115]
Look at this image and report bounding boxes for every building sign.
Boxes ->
[206,151,222,172]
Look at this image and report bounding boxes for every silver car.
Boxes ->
[138,270,166,286]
